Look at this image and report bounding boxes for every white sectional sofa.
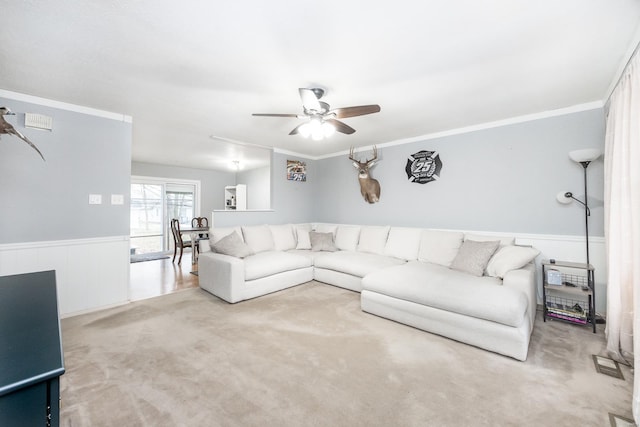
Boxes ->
[198,223,539,361]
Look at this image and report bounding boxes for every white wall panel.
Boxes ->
[0,236,130,317]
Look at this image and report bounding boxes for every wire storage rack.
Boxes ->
[542,260,595,332]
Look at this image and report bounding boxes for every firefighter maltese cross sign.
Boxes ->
[405,150,442,184]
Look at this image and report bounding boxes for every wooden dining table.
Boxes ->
[179,226,209,265]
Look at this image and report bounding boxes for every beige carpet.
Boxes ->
[60,282,633,426]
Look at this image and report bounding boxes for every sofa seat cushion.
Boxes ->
[361,261,528,327]
[286,249,329,263]
[314,251,406,278]
[244,251,312,281]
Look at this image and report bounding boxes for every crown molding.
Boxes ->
[317,101,603,159]
[0,89,132,123]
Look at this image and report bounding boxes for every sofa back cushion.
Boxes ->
[383,227,422,260]
[357,226,390,255]
[418,230,464,267]
[242,225,275,254]
[334,225,361,251]
[269,224,297,251]
[294,224,312,250]
[465,233,515,247]
[211,226,244,245]
[315,223,338,236]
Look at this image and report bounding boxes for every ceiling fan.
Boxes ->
[252,88,381,140]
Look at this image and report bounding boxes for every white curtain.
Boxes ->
[604,51,640,422]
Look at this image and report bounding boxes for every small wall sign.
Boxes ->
[405,150,442,184]
[287,160,307,181]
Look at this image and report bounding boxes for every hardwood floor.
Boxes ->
[129,254,199,301]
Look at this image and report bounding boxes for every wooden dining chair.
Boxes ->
[191,216,209,239]
[170,218,198,265]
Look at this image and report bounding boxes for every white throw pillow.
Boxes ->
[383,227,422,260]
[212,231,254,258]
[418,230,464,267]
[486,245,540,278]
[269,224,297,251]
[465,233,515,247]
[309,231,338,252]
[295,224,312,250]
[357,226,390,255]
[450,240,500,277]
[335,225,361,251]
[211,226,243,245]
[241,225,275,254]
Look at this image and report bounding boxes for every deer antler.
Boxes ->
[366,146,378,164]
[350,146,378,164]
[348,146,358,162]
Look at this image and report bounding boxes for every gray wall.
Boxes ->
[237,166,270,210]
[1,97,603,245]
[214,109,605,236]
[314,108,605,236]
[212,152,317,227]
[131,161,237,215]
[0,97,131,243]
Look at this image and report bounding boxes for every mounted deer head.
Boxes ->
[349,146,381,204]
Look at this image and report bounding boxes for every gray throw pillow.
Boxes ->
[450,240,500,277]
[309,231,338,252]
[212,231,254,258]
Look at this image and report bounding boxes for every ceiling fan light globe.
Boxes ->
[299,123,311,138]
[307,119,324,140]
[322,122,335,137]
[309,118,322,131]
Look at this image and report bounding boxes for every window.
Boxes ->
[130,177,200,255]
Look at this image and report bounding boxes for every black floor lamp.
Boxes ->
[556,148,602,267]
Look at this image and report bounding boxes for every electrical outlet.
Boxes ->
[89,194,102,205]
[111,194,124,205]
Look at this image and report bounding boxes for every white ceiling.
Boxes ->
[1,1,639,171]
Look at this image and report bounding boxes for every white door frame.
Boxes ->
[131,175,202,252]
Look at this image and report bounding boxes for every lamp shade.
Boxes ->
[569,148,601,163]
[556,191,573,204]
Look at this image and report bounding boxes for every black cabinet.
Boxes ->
[0,270,65,426]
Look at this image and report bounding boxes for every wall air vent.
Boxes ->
[24,113,53,131]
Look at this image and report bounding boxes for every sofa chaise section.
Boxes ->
[361,261,536,361]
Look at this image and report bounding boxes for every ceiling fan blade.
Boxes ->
[288,123,305,135]
[252,113,299,117]
[326,119,355,135]
[299,88,322,112]
[331,105,381,119]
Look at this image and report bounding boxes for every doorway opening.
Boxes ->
[130,176,201,256]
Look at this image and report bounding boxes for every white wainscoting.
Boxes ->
[512,233,606,314]
[0,236,130,318]
[0,232,608,317]
[315,224,608,315]
[413,228,607,313]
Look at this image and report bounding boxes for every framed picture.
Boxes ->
[287,160,307,181]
